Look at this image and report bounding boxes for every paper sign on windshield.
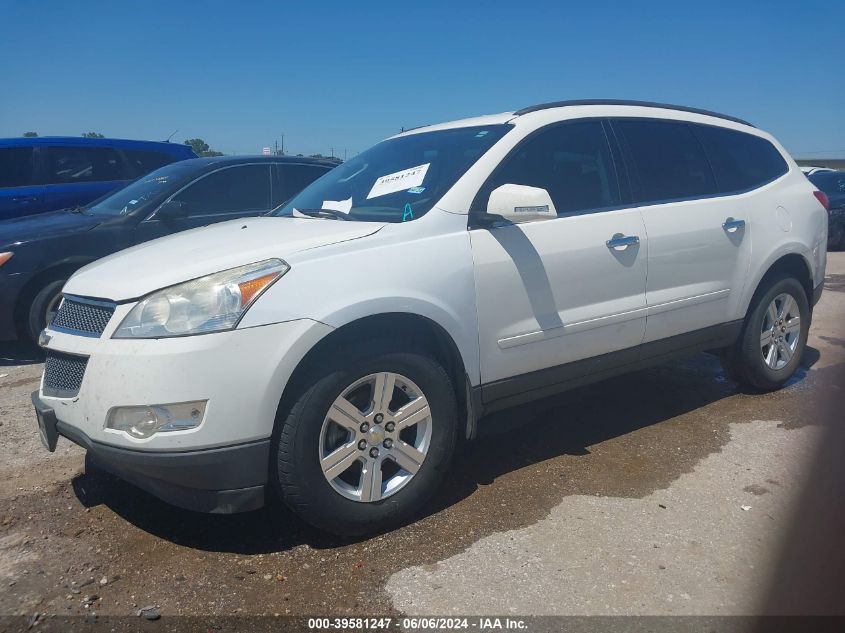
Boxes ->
[322,197,352,213]
[367,163,429,199]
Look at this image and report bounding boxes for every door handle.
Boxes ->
[722,217,746,232]
[11,195,37,204]
[606,233,640,250]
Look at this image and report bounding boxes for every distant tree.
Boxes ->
[184,138,224,157]
[23,131,38,137]
[82,132,105,138]
[308,154,342,164]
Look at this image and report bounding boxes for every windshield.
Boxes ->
[87,162,195,216]
[809,171,845,200]
[272,124,512,222]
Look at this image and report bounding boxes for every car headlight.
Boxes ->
[113,259,289,338]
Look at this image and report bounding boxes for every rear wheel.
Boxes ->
[273,340,458,535]
[26,279,66,342]
[721,274,809,391]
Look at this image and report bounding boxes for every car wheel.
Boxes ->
[273,339,458,536]
[26,279,66,342]
[721,274,809,392]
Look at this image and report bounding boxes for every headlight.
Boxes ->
[113,259,289,338]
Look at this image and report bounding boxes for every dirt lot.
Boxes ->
[1,254,843,620]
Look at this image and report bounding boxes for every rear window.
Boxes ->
[123,149,178,176]
[616,119,717,203]
[43,146,130,184]
[693,125,788,193]
[0,147,35,188]
[807,171,845,199]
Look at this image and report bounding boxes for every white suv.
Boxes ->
[33,100,828,535]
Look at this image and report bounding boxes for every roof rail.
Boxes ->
[513,99,755,127]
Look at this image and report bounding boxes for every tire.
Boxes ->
[272,339,458,536]
[26,279,66,342]
[721,273,810,392]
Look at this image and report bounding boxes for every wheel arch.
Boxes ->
[276,312,478,441]
[13,258,95,333]
[742,251,814,320]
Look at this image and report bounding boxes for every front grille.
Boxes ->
[43,351,88,398]
[51,297,115,336]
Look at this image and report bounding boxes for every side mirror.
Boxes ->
[486,184,557,224]
[155,199,188,221]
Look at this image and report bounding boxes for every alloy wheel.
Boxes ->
[318,372,432,502]
[760,292,801,370]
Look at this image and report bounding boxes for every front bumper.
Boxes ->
[34,390,269,512]
[37,317,333,512]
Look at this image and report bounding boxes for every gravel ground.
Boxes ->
[0,254,843,619]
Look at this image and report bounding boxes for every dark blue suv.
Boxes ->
[0,137,196,220]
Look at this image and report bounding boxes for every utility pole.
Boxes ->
[343,149,347,161]
[280,133,285,156]
[330,147,335,158]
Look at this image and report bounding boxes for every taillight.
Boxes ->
[813,190,830,211]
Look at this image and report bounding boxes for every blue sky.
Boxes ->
[1,0,843,158]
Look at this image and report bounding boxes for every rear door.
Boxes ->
[0,146,44,220]
[40,144,133,212]
[612,118,755,343]
[272,163,331,207]
[470,119,648,398]
[134,163,272,243]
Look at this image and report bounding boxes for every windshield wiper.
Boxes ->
[67,205,92,215]
[293,208,351,221]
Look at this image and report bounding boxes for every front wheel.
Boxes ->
[721,274,810,391]
[273,340,458,536]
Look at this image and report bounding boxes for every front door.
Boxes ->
[470,120,648,404]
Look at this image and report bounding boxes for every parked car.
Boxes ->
[805,169,845,250]
[800,166,836,177]
[0,136,196,221]
[0,156,336,341]
[31,100,827,536]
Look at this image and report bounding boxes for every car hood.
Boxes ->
[64,216,385,300]
[0,209,101,247]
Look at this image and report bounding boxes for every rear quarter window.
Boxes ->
[692,125,788,193]
[123,149,178,176]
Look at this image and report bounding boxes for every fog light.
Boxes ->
[106,401,207,439]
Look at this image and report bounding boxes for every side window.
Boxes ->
[273,164,329,206]
[171,165,270,215]
[43,146,126,184]
[692,125,788,193]
[0,147,35,188]
[616,119,716,203]
[123,149,177,177]
[489,120,620,215]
